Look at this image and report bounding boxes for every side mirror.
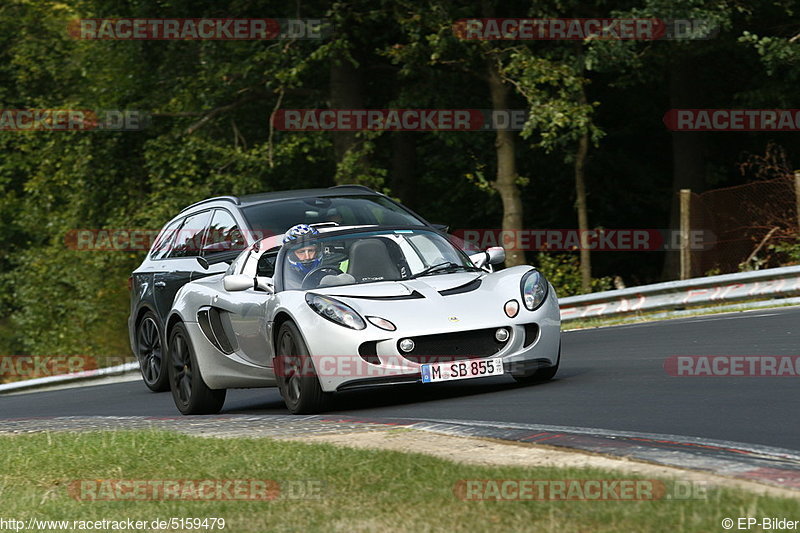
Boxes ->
[223,274,254,292]
[469,247,505,269]
[196,256,209,270]
[486,246,505,265]
[255,276,275,294]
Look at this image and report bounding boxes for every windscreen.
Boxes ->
[241,195,426,238]
[280,229,477,291]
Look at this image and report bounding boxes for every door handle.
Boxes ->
[154,281,166,288]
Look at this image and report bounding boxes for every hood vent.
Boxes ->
[438,278,482,296]
[331,290,425,301]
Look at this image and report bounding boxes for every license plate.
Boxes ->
[420,357,504,383]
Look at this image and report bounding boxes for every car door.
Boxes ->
[134,215,183,317]
[210,246,278,367]
[153,209,212,321]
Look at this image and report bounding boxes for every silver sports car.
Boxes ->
[165,225,561,415]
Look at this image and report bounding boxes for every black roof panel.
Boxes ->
[180,185,379,213]
[238,185,378,206]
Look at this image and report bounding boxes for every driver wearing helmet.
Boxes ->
[282,224,323,288]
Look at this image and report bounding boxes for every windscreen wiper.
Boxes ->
[409,262,478,279]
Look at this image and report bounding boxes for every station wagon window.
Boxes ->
[166,210,212,258]
[150,217,184,260]
[203,209,246,257]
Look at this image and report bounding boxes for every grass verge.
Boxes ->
[0,430,797,532]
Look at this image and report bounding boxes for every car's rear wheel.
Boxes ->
[136,311,169,392]
[168,322,226,415]
[513,342,560,384]
[275,321,330,414]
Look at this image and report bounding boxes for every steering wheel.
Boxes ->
[301,266,344,290]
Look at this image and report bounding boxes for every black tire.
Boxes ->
[135,311,169,392]
[275,321,331,414]
[513,342,560,384]
[168,322,226,415]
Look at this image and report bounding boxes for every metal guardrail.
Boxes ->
[559,265,800,321]
[0,361,139,394]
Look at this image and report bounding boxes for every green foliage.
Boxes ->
[740,31,800,77]
[0,0,334,358]
[1,0,799,360]
[504,47,605,154]
[534,252,613,297]
[767,238,800,268]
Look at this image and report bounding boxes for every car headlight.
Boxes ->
[305,293,366,330]
[520,270,548,311]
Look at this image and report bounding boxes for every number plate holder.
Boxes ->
[420,357,504,383]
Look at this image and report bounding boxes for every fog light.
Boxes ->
[495,328,510,342]
[504,300,519,318]
[399,338,415,352]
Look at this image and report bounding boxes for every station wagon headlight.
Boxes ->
[305,294,366,330]
[520,270,548,311]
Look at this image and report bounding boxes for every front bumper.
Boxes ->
[298,285,561,393]
[334,358,557,392]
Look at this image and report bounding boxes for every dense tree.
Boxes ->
[0,0,798,361]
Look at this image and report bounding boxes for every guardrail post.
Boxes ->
[680,189,691,280]
[795,170,800,233]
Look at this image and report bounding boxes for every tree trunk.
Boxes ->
[329,52,369,185]
[575,128,591,292]
[487,59,525,267]
[390,132,417,208]
[662,54,707,279]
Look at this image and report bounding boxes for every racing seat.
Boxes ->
[347,239,401,282]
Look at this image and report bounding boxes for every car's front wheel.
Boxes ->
[136,311,169,392]
[275,321,331,414]
[168,322,226,415]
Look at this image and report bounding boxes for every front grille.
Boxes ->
[398,328,509,363]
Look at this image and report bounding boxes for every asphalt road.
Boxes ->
[3,307,799,450]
